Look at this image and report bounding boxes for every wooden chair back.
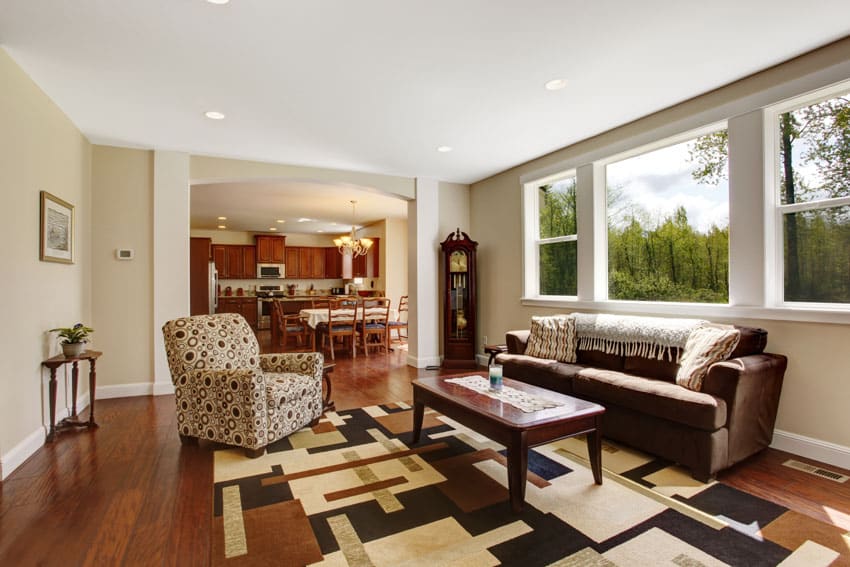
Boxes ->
[360,297,391,355]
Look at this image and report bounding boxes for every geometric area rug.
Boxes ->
[212,403,849,566]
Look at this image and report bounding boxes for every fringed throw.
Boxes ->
[574,313,707,362]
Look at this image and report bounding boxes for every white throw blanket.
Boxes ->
[574,313,706,362]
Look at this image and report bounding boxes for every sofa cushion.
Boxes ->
[576,348,624,371]
[573,368,727,431]
[524,315,577,362]
[498,353,582,395]
[730,326,767,358]
[624,352,680,382]
[676,325,741,391]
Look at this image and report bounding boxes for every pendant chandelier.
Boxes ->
[333,200,373,257]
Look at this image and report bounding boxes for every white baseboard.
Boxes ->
[406,354,443,368]
[96,382,155,399]
[771,429,850,470]
[1,427,45,480]
[152,381,175,396]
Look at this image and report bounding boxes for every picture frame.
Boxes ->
[40,191,74,264]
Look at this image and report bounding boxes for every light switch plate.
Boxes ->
[116,248,134,260]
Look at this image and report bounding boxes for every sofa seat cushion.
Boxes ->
[498,353,582,395]
[265,372,317,409]
[573,368,727,431]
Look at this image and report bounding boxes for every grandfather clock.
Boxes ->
[441,228,478,369]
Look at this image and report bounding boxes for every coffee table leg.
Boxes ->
[587,425,603,485]
[507,430,528,513]
[411,401,424,444]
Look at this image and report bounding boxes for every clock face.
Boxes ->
[449,251,467,273]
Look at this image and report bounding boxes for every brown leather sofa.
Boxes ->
[497,325,786,481]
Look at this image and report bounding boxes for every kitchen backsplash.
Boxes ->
[219,277,384,295]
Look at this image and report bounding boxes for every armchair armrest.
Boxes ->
[506,330,530,354]
[702,353,787,463]
[260,352,324,382]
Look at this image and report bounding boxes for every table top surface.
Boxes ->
[43,350,103,366]
[413,373,604,429]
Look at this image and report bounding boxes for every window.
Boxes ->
[606,129,729,303]
[536,174,577,296]
[775,90,850,304]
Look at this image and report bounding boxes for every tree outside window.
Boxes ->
[537,175,577,296]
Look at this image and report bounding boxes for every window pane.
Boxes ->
[538,177,577,239]
[607,130,729,303]
[778,90,850,205]
[783,205,850,303]
[539,240,577,296]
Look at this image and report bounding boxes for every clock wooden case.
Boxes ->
[440,228,478,369]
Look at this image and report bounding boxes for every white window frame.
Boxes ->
[766,80,850,311]
[522,170,578,299]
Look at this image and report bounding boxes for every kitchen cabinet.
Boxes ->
[255,235,285,264]
[324,247,342,279]
[212,244,256,279]
[190,237,212,316]
[285,247,299,278]
[353,237,380,278]
[310,247,325,278]
[298,247,313,279]
[216,297,258,328]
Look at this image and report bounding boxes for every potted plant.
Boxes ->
[50,323,94,357]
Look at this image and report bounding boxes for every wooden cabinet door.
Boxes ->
[241,298,258,328]
[226,246,243,279]
[212,245,228,278]
[325,247,341,279]
[353,252,367,277]
[256,235,285,263]
[310,247,325,278]
[243,246,256,278]
[298,247,312,279]
[285,247,300,278]
[216,298,238,315]
[369,238,380,277]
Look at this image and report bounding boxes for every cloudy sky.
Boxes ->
[606,139,729,233]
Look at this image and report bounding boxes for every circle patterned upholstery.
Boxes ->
[162,314,323,451]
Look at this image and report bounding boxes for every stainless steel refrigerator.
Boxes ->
[209,261,218,314]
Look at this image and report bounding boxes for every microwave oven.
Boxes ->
[257,263,285,279]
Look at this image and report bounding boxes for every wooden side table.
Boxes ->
[484,344,508,366]
[41,350,102,442]
[322,362,336,412]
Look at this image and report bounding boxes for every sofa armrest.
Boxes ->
[506,330,530,354]
[260,352,324,383]
[701,353,787,463]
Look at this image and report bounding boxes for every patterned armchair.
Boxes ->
[162,313,324,457]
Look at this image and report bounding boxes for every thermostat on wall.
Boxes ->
[116,248,135,260]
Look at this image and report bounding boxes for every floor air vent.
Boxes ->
[782,459,849,483]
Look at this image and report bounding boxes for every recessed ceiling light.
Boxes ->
[217,216,227,220]
[268,227,277,231]
[317,230,324,233]
[437,146,453,153]
[297,218,311,223]
[205,111,226,120]
[217,225,226,229]
[275,219,285,224]
[206,0,230,5]
[544,78,567,91]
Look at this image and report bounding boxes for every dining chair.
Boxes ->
[359,297,391,355]
[272,300,313,352]
[316,297,359,360]
[388,295,409,345]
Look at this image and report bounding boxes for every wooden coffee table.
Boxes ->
[412,375,605,513]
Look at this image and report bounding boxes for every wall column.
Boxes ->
[407,178,440,368]
[153,151,190,393]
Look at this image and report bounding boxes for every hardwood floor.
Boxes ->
[1,335,848,565]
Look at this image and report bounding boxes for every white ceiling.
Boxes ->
[1,1,848,188]
[191,181,408,233]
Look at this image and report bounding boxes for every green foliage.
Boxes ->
[49,323,94,344]
[688,130,728,186]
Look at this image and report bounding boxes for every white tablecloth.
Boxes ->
[300,308,399,329]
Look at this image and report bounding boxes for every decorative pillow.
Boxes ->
[524,315,577,363]
[676,325,741,391]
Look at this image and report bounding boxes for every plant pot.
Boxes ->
[62,342,85,358]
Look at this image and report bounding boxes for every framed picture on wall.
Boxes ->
[40,191,74,264]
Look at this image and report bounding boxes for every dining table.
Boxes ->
[299,307,399,329]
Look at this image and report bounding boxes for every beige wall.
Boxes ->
[0,49,92,476]
[470,39,850,451]
[91,146,154,388]
[384,218,408,307]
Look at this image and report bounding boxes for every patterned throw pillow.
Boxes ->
[676,325,741,391]
[524,315,577,363]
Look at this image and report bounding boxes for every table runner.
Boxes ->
[444,376,564,413]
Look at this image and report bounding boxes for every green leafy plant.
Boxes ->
[49,323,94,344]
